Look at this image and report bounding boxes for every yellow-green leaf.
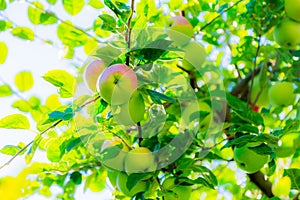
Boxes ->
[62,0,84,15]
[0,143,26,156]
[14,71,34,92]
[0,42,8,64]
[11,27,35,41]
[42,69,75,98]
[0,84,13,97]
[0,114,30,129]
[0,20,12,32]
[28,1,44,25]
[88,0,103,9]
[0,0,7,10]
[57,21,87,47]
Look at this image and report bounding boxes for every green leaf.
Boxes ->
[40,12,58,25]
[49,107,74,121]
[42,69,75,98]
[46,0,57,5]
[25,135,42,164]
[0,42,8,64]
[12,100,31,112]
[57,21,87,47]
[284,168,300,190]
[233,109,264,126]
[70,171,82,185]
[0,0,7,10]
[248,143,273,155]
[0,85,13,97]
[28,1,44,25]
[62,0,84,15]
[98,14,116,32]
[0,20,12,32]
[88,0,103,9]
[0,143,25,156]
[127,173,152,191]
[147,89,176,104]
[0,114,30,129]
[14,71,34,92]
[11,27,34,41]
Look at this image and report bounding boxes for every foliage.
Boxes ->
[0,0,299,199]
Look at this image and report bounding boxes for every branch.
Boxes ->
[200,0,243,31]
[125,0,135,66]
[0,95,101,170]
[293,192,300,200]
[248,171,274,198]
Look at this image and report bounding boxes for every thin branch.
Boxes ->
[125,0,135,65]
[200,0,243,31]
[247,34,262,108]
[0,95,101,170]
[293,192,300,200]
[137,121,142,145]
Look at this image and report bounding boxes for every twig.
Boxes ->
[248,171,274,198]
[247,34,262,108]
[200,0,243,31]
[0,95,101,170]
[293,192,300,200]
[137,122,142,145]
[125,0,135,66]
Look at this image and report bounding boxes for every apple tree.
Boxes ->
[0,0,299,199]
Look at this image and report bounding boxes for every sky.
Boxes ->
[0,0,113,199]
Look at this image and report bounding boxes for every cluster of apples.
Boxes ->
[273,0,300,49]
[250,77,296,108]
[84,60,145,126]
[100,137,192,199]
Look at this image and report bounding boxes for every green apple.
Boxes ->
[162,177,192,200]
[250,77,270,107]
[276,133,299,158]
[167,16,194,46]
[273,18,300,50]
[112,90,145,126]
[84,60,105,92]
[268,82,296,106]
[234,143,269,173]
[285,0,300,22]
[116,172,149,197]
[182,101,212,131]
[101,137,129,171]
[97,64,138,105]
[181,42,206,71]
[272,176,291,197]
[124,147,156,173]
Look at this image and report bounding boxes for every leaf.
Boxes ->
[0,41,8,64]
[127,173,152,191]
[40,12,58,25]
[88,0,103,9]
[57,21,87,47]
[14,71,34,92]
[25,135,42,164]
[98,14,116,32]
[0,114,30,129]
[11,27,34,41]
[284,168,300,190]
[0,85,13,97]
[0,20,12,32]
[193,166,218,186]
[43,69,75,98]
[46,0,57,5]
[12,100,31,112]
[70,171,82,185]
[233,109,264,126]
[0,143,26,156]
[248,143,273,155]
[0,0,6,10]
[146,89,176,104]
[62,0,84,15]
[28,1,44,25]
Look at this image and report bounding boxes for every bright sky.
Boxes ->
[0,0,112,199]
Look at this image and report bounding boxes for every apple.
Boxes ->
[275,133,299,158]
[84,60,105,92]
[112,90,145,126]
[285,0,300,22]
[273,18,300,50]
[167,16,194,46]
[101,137,129,171]
[272,176,291,198]
[234,143,269,173]
[182,101,212,131]
[162,177,192,200]
[97,64,138,105]
[250,77,270,107]
[124,147,156,173]
[116,172,149,197]
[181,42,206,71]
[268,82,296,106]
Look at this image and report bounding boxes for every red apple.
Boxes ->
[97,64,138,105]
[84,60,105,92]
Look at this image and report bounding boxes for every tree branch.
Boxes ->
[248,171,274,198]
[125,0,135,66]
